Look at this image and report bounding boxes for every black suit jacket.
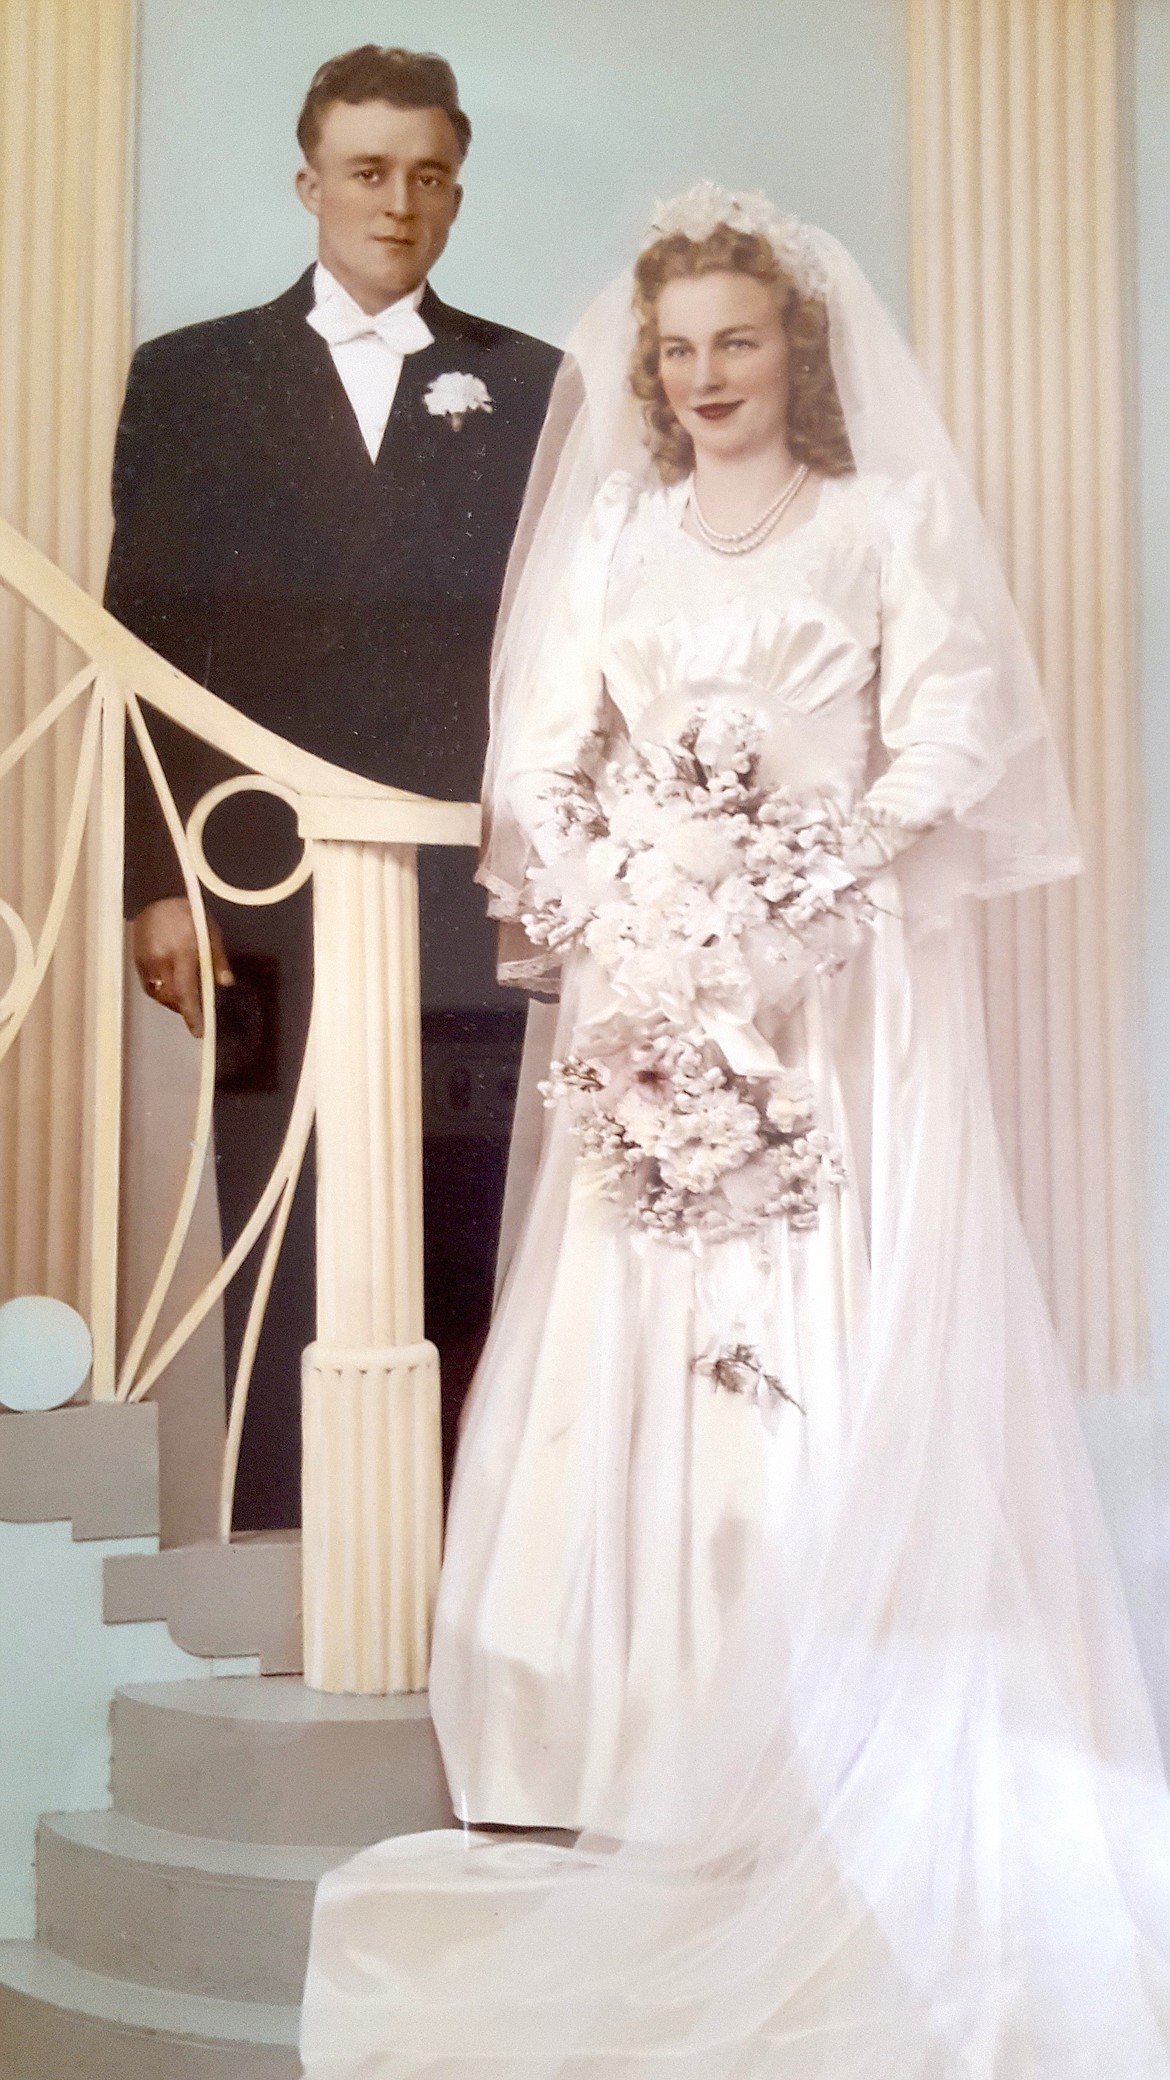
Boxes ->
[106,269,559,1000]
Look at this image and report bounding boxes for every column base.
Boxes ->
[301,1339,443,1694]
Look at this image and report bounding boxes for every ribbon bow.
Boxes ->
[307,292,434,355]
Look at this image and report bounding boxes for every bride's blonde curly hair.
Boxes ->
[631,225,854,484]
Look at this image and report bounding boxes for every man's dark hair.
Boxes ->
[297,46,472,163]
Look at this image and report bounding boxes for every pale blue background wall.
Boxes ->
[133,0,910,349]
[0,1520,255,1938]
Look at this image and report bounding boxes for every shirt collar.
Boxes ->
[312,263,427,325]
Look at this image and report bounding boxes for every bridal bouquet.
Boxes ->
[543,1017,845,1245]
[519,704,873,1245]
[520,705,875,1023]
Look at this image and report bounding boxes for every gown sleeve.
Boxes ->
[501,473,636,832]
[846,471,1080,913]
[478,470,637,989]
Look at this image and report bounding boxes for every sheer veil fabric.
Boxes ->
[299,206,1170,2079]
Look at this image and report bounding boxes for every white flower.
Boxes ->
[604,942,694,1016]
[606,788,671,849]
[424,372,493,425]
[621,846,678,905]
[613,1085,670,1154]
[664,880,726,943]
[713,872,769,928]
[691,705,763,779]
[765,1072,816,1135]
[663,818,742,886]
[692,938,756,1014]
[643,183,828,301]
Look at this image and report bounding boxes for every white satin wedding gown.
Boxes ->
[301,468,1170,2078]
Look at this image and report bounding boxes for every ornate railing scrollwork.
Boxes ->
[0,514,479,1693]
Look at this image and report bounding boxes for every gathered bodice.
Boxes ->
[599,474,883,807]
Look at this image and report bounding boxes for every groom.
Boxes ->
[106,46,559,1527]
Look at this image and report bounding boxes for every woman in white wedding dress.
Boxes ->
[301,190,1170,2079]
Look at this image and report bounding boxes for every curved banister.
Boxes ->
[0,513,406,804]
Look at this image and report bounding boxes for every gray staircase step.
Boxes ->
[37,1811,341,2005]
[112,1676,453,1845]
[0,1940,299,2080]
[104,1534,302,1674]
[0,1404,159,1540]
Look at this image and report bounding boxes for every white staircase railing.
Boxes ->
[0,515,479,1694]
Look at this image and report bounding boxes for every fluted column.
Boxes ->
[300,827,442,1693]
[907,0,1143,1394]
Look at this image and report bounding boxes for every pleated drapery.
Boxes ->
[906,0,1143,1395]
[0,0,136,1310]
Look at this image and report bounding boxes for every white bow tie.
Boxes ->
[307,294,434,355]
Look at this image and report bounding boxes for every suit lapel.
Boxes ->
[374,285,459,483]
[234,271,382,600]
[262,270,375,482]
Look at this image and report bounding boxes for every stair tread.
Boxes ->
[110,1678,452,1847]
[0,1941,300,2047]
[40,1809,347,1882]
[118,1675,432,1725]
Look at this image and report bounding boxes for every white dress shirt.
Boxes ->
[306,263,434,462]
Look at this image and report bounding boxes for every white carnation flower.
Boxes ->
[583,837,634,895]
[662,818,742,885]
[423,372,494,425]
[623,846,680,904]
[606,789,672,848]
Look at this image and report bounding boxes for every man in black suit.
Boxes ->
[106,47,559,1527]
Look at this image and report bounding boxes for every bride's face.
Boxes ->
[656,272,789,465]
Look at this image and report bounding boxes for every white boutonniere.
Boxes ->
[424,372,494,431]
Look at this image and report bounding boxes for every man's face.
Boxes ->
[296,100,463,313]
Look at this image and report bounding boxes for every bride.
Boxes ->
[300,188,1170,2078]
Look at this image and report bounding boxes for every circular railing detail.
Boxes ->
[186,776,312,907]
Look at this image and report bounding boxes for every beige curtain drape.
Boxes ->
[0,0,136,1309]
[906,0,1143,1395]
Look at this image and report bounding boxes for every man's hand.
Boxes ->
[132,897,234,1039]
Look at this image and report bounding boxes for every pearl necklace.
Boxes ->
[690,463,809,556]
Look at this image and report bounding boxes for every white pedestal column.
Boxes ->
[301,832,442,1694]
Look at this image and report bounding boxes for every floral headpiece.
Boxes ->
[641,182,827,301]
